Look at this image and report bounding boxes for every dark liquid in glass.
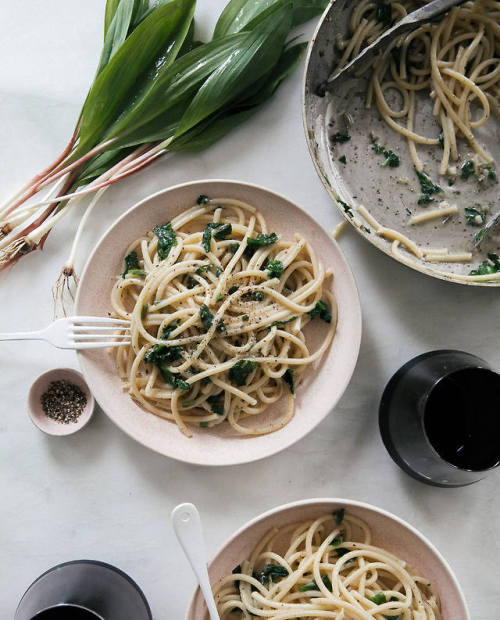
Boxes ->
[31,607,101,620]
[424,368,500,471]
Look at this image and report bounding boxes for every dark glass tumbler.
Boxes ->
[15,560,152,620]
[379,350,500,487]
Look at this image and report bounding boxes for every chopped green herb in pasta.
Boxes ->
[111,197,336,437]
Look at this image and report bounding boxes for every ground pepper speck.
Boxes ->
[41,380,87,424]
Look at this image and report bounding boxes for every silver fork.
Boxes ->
[0,316,130,350]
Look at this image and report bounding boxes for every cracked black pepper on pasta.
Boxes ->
[111,196,337,437]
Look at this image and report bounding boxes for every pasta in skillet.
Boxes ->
[331,0,499,176]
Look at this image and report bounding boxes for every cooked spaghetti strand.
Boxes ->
[111,197,336,437]
[213,511,441,619]
[331,0,498,173]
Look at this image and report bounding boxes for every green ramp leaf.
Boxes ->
[174,0,293,139]
[131,0,154,27]
[178,18,205,56]
[291,0,329,27]
[98,0,136,75]
[104,0,150,38]
[104,0,122,37]
[77,0,196,156]
[214,0,274,38]
[169,42,306,152]
[104,33,247,149]
[239,41,307,106]
[214,0,328,38]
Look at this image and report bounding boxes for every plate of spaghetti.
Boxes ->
[75,181,361,465]
[304,0,500,285]
[187,498,470,619]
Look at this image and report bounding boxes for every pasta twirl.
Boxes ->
[331,0,499,176]
[213,511,441,619]
[111,197,336,437]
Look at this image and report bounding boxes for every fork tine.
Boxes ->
[71,325,130,333]
[73,334,131,341]
[74,341,131,350]
[70,316,130,326]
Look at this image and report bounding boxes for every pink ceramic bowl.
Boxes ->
[75,180,362,465]
[28,368,95,436]
[187,498,470,619]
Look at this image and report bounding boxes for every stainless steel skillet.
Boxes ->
[302,0,500,286]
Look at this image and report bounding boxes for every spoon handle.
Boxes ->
[171,503,220,620]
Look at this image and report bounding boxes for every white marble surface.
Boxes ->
[1,2,499,618]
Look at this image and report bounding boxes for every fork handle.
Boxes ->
[0,329,46,342]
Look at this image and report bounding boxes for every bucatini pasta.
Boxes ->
[213,510,441,619]
[328,0,499,278]
[111,196,336,437]
[331,0,499,176]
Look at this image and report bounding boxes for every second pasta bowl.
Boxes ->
[187,498,470,618]
[75,180,361,465]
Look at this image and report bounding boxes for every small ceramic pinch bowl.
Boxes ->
[28,368,95,436]
[187,498,470,619]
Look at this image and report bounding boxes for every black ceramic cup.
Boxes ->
[15,560,152,620]
[379,350,500,487]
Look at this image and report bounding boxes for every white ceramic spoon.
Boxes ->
[171,503,220,620]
